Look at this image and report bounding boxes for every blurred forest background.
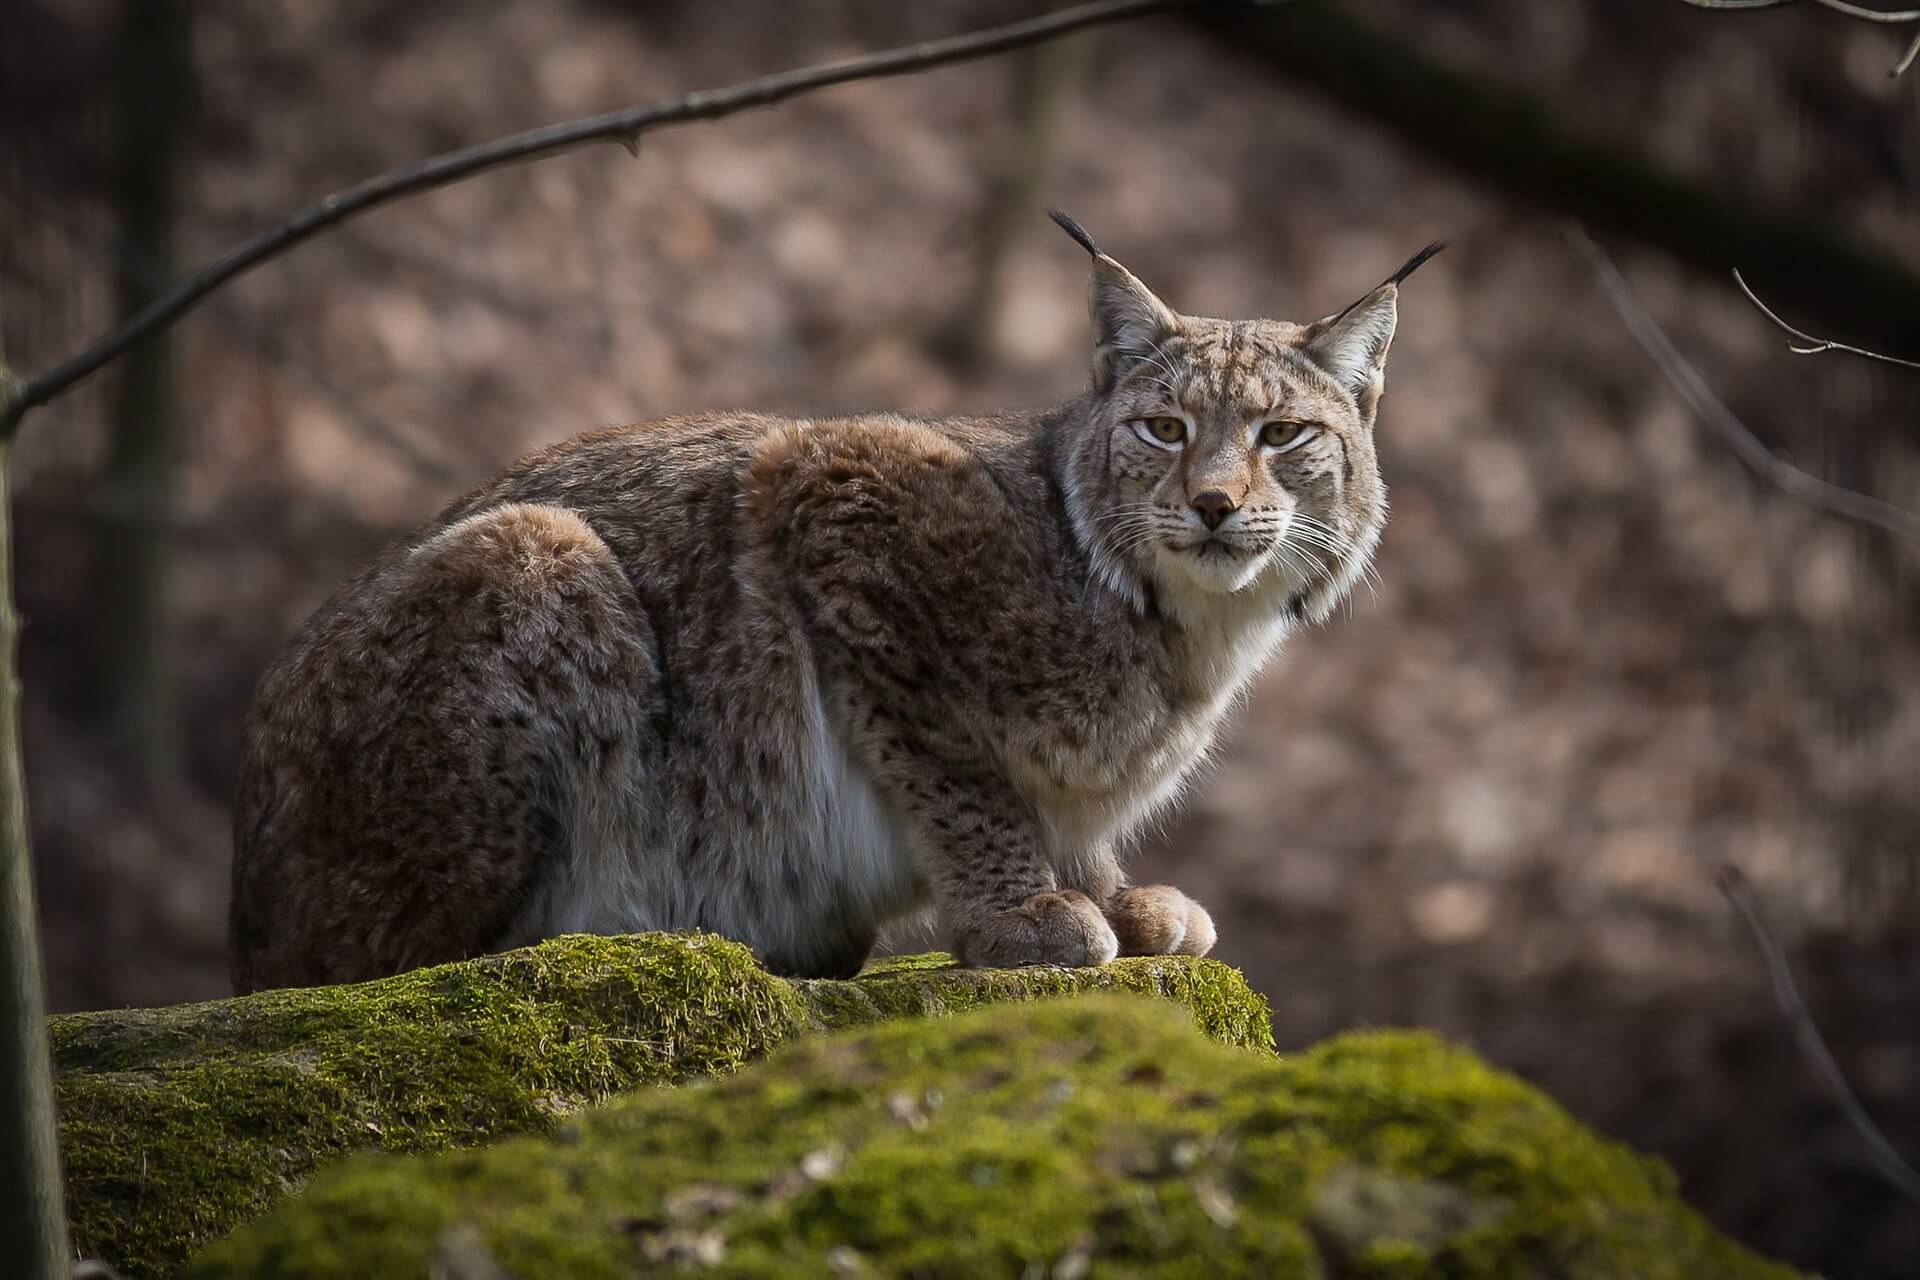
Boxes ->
[3,1,1918,1275]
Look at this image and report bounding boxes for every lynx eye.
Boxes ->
[1134,416,1188,448]
[1259,420,1318,451]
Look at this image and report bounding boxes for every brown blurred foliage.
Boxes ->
[3,1,1918,1274]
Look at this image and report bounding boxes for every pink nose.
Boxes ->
[1190,490,1237,530]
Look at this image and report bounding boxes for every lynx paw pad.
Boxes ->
[1106,885,1216,957]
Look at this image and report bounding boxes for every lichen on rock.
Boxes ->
[51,931,1269,1277]
[189,995,1800,1279]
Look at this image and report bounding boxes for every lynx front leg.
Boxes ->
[955,889,1119,969]
[1105,884,1218,958]
[898,768,1118,969]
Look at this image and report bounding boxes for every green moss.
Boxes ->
[190,996,1799,1280]
[797,951,1274,1053]
[53,933,1265,1276]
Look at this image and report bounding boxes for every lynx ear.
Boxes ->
[1048,208,1178,392]
[1303,241,1445,421]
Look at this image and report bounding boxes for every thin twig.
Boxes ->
[1733,270,1920,370]
[1676,0,1920,75]
[1899,26,1920,71]
[1679,0,1920,23]
[1802,0,1920,20]
[0,0,1184,439]
[1566,227,1920,545]
[1717,864,1920,1206]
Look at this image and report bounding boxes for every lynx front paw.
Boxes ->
[953,890,1120,968]
[1105,885,1217,957]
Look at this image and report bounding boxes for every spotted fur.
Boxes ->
[227,217,1436,991]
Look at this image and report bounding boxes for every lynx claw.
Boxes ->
[1105,884,1216,957]
[954,889,1120,968]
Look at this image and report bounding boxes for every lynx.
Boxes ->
[228,211,1439,992]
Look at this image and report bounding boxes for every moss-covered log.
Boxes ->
[51,932,1270,1277]
[191,994,1799,1280]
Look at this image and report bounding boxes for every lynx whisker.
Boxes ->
[1141,337,1186,385]
[1270,540,1322,589]
[1088,502,1158,527]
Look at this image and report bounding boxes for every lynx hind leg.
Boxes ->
[1105,885,1217,958]
[230,502,662,991]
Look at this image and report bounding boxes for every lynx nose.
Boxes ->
[1190,490,1237,530]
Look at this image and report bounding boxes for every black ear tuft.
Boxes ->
[1320,240,1449,331]
[1046,207,1103,259]
[1387,240,1447,288]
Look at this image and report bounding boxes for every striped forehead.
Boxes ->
[1152,319,1340,410]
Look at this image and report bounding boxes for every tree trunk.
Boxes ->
[0,429,70,1276]
[92,0,192,781]
[942,37,1084,370]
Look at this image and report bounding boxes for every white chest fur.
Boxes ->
[1015,605,1294,870]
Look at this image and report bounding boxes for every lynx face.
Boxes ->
[1055,212,1433,621]
[1094,318,1386,600]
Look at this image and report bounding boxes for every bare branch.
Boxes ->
[1677,0,1920,75]
[0,0,1185,440]
[1717,865,1920,1206]
[1567,227,1920,545]
[1733,269,1920,370]
[1,186,459,481]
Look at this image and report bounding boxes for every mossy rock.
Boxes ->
[52,931,1270,1277]
[190,995,1798,1280]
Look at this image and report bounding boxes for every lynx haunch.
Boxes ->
[229,212,1440,992]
